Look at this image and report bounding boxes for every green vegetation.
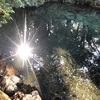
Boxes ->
[0,0,13,27]
[0,0,45,27]
[0,90,11,100]
[6,0,45,7]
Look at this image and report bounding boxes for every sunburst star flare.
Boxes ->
[17,43,32,60]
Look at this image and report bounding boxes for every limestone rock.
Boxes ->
[3,75,22,95]
[22,90,42,100]
[4,75,22,86]
[31,90,42,100]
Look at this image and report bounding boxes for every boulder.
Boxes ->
[2,75,22,95]
[22,90,42,100]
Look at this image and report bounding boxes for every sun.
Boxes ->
[17,43,32,60]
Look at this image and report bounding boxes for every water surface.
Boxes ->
[0,3,100,99]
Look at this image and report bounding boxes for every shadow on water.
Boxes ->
[0,3,100,100]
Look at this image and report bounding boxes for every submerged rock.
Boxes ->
[54,48,100,100]
[6,65,19,76]
[0,56,19,77]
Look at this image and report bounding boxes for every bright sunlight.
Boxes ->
[17,43,32,60]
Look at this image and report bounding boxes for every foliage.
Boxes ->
[0,0,14,27]
[7,0,45,7]
[0,0,45,27]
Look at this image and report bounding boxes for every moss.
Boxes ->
[54,47,100,100]
[0,90,11,100]
[63,75,100,100]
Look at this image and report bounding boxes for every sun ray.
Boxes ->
[27,58,41,92]
[24,12,27,44]
[25,60,30,81]
[14,56,25,68]
[0,53,17,61]
[3,33,19,47]
[28,20,43,45]
[13,19,22,43]
[0,10,43,93]
[27,58,36,77]
[22,59,25,69]
[13,57,21,65]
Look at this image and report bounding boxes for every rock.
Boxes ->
[0,90,11,100]
[3,75,22,95]
[12,90,42,100]
[11,91,24,100]
[18,84,37,94]
[22,90,42,100]
[31,90,42,100]
[22,94,33,100]
[10,75,23,85]
[6,65,19,76]
[5,84,18,95]
[4,75,22,86]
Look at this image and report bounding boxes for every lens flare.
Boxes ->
[17,43,32,60]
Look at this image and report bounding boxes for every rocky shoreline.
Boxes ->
[0,56,42,100]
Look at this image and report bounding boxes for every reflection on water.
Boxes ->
[0,3,100,99]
